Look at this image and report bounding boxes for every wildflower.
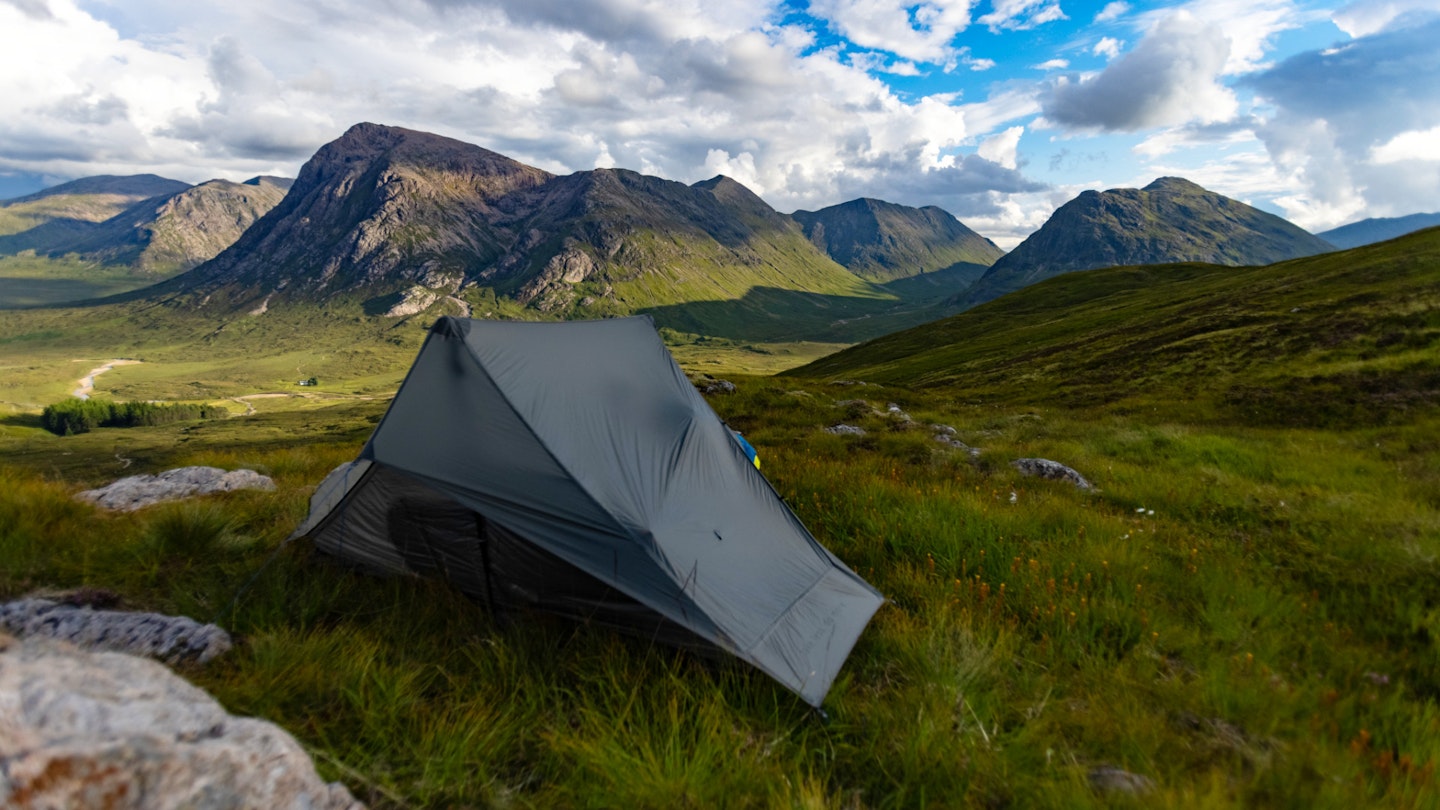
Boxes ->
[1147,509,1155,516]
[1009,491,1018,504]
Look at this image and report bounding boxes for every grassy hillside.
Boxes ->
[799,226,1440,425]
[1,365,1436,806]
[1,228,1436,806]
[963,177,1337,309]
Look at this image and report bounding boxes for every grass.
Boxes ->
[0,254,160,307]
[0,230,1436,806]
[1,368,1436,807]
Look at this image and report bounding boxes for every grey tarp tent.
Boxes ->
[292,315,883,707]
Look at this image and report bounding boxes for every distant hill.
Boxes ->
[1318,214,1440,249]
[0,177,290,275]
[163,123,926,340]
[961,177,1335,307]
[791,198,1003,283]
[0,175,192,238]
[791,228,1440,426]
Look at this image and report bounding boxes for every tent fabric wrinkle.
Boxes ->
[292,315,882,707]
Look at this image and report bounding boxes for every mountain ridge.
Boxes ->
[1319,214,1440,249]
[792,197,1004,283]
[960,176,1335,307]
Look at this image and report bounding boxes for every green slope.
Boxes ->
[963,177,1337,308]
[793,226,1440,424]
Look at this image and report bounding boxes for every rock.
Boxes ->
[1088,765,1155,795]
[885,403,912,422]
[1010,458,1093,490]
[696,378,737,395]
[0,599,232,664]
[935,434,982,457]
[77,466,275,511]
[0,637,364,809]
[825,424,867,436]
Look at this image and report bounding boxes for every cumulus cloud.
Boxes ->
[848,51,923,75]
[806,0,976,64]
[978,0,1068,31]
[1370,125,1440,163]
[1332,0,1440,37]
[1095,2,1131,23]
[1141,0,1313,74]
[978,126,1025,169]
[1245,13,1440,225]
[1093,37,1123,58]
[1034,58,1069,70]
[1042,12,1236,131]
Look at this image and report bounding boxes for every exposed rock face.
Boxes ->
[792,197,1004,282]
[159,124,878,332]
[0,636,364,810]
[0,599,232,664]
[0,176,288,276]
[1011,458,1093,490]
[963,177,1335,307]
[77,466,275,511]
[825,424,867,436]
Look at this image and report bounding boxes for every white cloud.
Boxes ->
[1246,15,1440,225]
[1093,37,1124,59]
[1043,12,1237,131]
[978,126,1025,169]
[806,0,976,64]
[1370,125,1440,163]
[1035,58,1070,70]
[1333,0,1440,37]
[1142,0,1314,75]
[978,0,1068,32]
[848,51,923,75]
[1095,2,1131,23]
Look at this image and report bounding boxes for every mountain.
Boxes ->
[165,123,896,338]
[0,176,290,276]
[792,227,1440,426]
[1318,214,1440,249]
[791,198,1004,283]
[0,174,192,238]
[960,177,1336,307]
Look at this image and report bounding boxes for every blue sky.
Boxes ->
[1,0,1437,246]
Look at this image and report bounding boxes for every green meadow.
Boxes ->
[1,230,1437,807]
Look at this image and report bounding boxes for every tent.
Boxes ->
[292,315,883,707]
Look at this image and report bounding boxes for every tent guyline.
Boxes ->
[292,315,883,707]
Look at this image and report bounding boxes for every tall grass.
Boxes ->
[1,374,1437,807]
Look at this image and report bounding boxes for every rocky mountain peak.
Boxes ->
[960,176,1335,308]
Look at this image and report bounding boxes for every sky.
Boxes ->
[1,0,1438,247]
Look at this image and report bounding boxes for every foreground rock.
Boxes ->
[78,466,275,511]
[0,635,364,809]
[0,599,232,664]
[1087,765,1156,795]
[1011,458,1093,490]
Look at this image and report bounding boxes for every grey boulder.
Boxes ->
[0,635,363,809]
[78,466,275,511]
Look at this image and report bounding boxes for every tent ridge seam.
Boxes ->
[744,567,833,657]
